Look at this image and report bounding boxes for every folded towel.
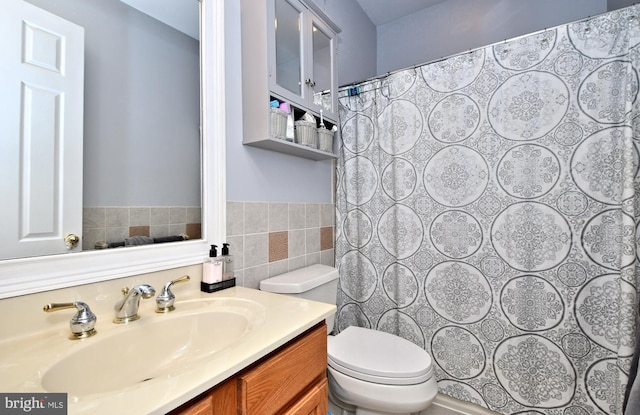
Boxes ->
[153,235,186,244]
[123,235,154,246]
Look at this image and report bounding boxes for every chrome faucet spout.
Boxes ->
[113,284,155,323]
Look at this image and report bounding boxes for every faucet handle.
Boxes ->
[44,301,97,340]
[156,275,190,313]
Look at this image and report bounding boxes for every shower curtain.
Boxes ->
[335,5,640,415]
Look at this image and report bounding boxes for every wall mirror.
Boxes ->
[0,0,225,298]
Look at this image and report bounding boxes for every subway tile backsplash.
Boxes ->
[227,201,335,289]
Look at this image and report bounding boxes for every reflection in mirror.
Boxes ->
[274,0,302,96]
[1,0,201,261]
[0,0,224,299]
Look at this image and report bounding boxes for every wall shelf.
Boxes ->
[244,136,337,160]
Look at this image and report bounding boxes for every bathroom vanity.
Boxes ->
[0,269,335,415]
[170,322,328,415]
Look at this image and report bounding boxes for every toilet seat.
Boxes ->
[327,326,433,385]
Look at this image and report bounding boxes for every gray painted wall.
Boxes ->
[376,0,607,75]
[608,0,636,11]
[26,0,200,207]
[324,0,377,86]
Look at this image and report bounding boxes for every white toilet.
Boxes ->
[260,264,438,415]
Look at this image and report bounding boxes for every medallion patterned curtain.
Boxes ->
[335,6,640,415]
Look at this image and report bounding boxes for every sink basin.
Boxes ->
[41,298,264,395]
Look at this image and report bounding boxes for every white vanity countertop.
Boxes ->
[0,286,336,415]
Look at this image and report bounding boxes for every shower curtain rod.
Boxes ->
[339,3,640,91]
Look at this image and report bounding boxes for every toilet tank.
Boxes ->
[260,264,339,332]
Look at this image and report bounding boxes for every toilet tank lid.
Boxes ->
[260,264,338,294]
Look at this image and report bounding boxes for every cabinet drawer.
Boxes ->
[281,378,328,415]
[239,323,327,415]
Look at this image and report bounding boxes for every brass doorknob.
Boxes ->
[64,234,80,249]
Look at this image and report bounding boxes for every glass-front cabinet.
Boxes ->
[269,0,338,123]
[240,0,340,160]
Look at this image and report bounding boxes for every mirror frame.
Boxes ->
[0,0,226,299]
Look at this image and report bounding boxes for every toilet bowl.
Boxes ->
[327,326,437,415]
[260,265,438,415]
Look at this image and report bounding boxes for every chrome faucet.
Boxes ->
[113,284,156,323]
[43,301,97,339]
[156,275,190,313]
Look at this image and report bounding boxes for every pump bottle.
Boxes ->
[221,243,234,281]
[202,244,223,284]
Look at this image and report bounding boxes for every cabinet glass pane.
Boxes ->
[275,0,301,96]
[312,24,332,113]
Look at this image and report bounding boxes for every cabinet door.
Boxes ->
[169,378,236,415]
[238,324,327,415]
[269,0,306,106]
[307,15,337,122]
[281,378,328,415]
[210,377,238,415]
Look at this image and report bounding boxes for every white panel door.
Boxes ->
[0,0,85,260]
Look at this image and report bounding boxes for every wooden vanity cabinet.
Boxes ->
[169,322,328,415]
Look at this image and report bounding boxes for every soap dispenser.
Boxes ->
[221,243,234,281]
[201,244,223,292]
